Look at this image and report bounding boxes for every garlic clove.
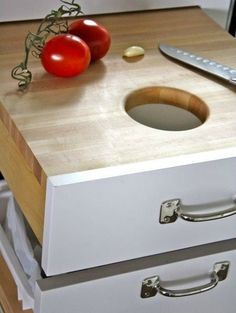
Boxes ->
[123,46,145,58]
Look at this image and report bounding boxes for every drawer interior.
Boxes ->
[0,181,42,311]
[0,254,33,313]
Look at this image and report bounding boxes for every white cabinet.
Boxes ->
[1,154,236,312]
[0,5,236,313]
[1,196,236,313]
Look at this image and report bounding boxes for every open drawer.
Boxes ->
[42,156,236,275]
[1,7,236,279]
[0,181,40,310]
[1,179,236,313]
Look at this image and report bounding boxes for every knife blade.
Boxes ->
[159,43,236,85]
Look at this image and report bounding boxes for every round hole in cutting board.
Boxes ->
[125,87,209,131]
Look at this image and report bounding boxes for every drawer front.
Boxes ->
[35,241,236,313]
[43,157,236,275]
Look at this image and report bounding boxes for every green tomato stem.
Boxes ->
[11,0,82,90]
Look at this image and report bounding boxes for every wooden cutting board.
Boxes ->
[0,7,236,243]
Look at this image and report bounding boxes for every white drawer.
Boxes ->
[1,190,236,313]
[42,156,236,275]
[35,240,236,313]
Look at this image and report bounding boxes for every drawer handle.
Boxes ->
[159,198,236,224]
[141,261,229,299]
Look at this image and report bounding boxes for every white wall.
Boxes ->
[0,0,232,28]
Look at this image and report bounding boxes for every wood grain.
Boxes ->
[0,119,45,243]
[0,7,236,240]
[0,255,33,313]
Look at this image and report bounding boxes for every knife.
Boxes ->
[159,43,236,85]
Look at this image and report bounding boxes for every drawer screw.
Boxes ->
[141,276,159,298]
[164,216,171,223]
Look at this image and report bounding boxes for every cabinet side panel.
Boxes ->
[0,119,45,244]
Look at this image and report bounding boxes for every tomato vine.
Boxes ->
[11,0,82,90]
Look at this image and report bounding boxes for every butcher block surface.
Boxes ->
[0,7,236,242]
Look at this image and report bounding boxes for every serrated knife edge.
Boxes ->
[159,43,236,85]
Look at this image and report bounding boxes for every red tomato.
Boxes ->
[68,19,111,62]
[41,34,91,77]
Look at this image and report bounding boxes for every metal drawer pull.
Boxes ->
[160,199,236,224]
[141,261,229,299]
